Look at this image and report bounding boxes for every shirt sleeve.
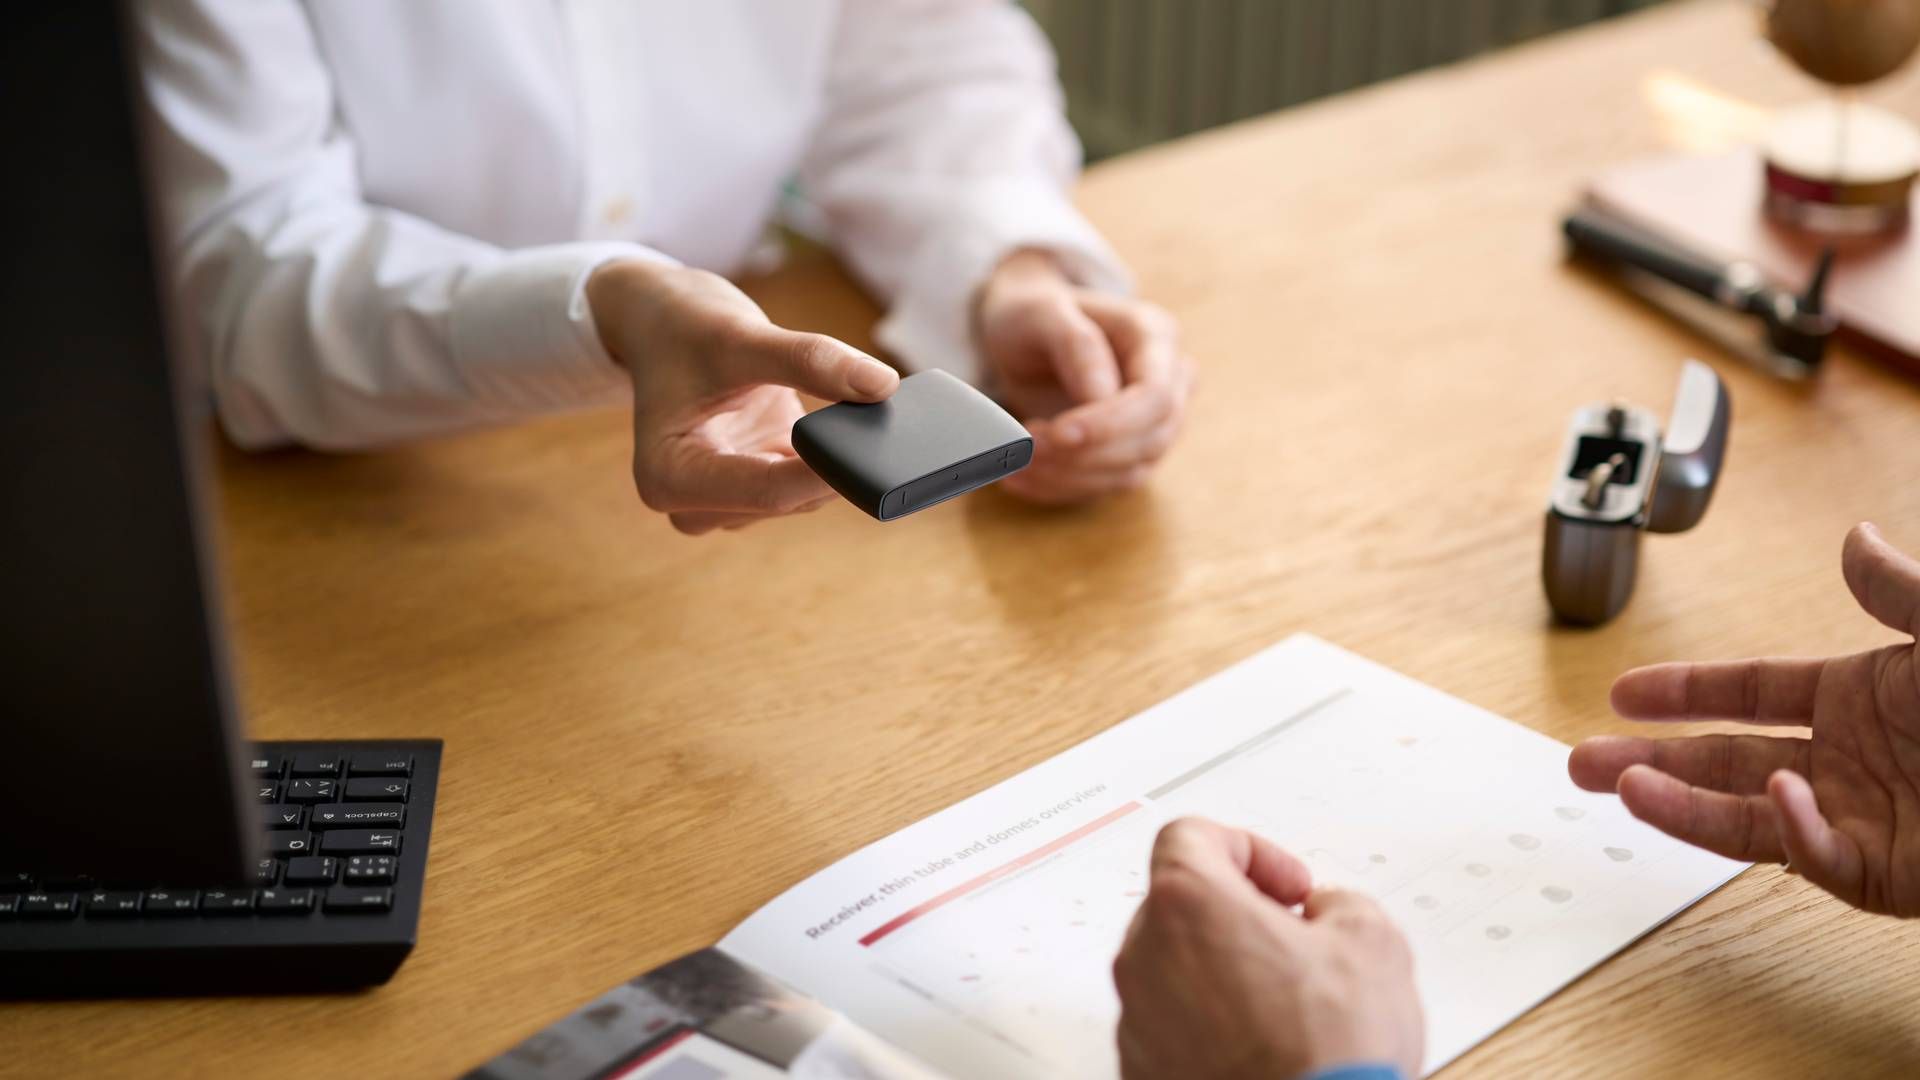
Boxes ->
[132,0,674,450]
[798,0,1132,386]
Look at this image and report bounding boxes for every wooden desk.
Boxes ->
[8,1,1920,1075]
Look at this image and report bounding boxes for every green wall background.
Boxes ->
[1024,0,1671,157]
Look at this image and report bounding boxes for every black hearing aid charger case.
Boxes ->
[792,369,1032,521]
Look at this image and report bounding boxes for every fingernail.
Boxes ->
[1057,422,1084,447]
[849,357,897,397]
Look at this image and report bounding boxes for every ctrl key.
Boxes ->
[322,887,393,914]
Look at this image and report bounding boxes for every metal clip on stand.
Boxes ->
[1563,209,1837,380]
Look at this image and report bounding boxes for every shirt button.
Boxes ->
[601,195,634,225]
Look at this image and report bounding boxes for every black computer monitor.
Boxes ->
[0,6,257,885]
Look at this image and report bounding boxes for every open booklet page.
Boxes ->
[467,947,941,1080]
[716,635,1747,1078]
[470,635,1747,1079]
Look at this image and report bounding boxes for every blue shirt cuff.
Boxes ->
[1302,1065,1406,1080]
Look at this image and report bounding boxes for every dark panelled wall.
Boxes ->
[1026,0,1672,157]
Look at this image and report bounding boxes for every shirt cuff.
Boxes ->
[1301,1064,1407,1080]
[448,241,678,411]
[871,177,1131,387]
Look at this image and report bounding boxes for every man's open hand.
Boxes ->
[1570,523,1920,917]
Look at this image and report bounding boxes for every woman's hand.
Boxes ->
[975,251,1194,505]
[588,260,898,535]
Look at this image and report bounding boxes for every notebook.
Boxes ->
[1586,148,1919,377]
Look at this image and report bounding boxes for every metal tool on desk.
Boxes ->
[1542,359,1731,626]
[1563,208,1837,380]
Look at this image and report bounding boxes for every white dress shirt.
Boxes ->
[133,0,1129,449]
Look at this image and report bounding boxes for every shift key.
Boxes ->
[308,804,405,831]
[320,829,402,855]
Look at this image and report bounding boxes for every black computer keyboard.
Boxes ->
[0,739,441,996]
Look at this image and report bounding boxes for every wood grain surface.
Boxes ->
[7,2,1919,1076]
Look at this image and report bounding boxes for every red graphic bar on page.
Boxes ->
[858,801,1143,947]
[608,1027,696,1079]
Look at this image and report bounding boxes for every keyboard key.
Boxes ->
[41,873,95,891]
[284,778,338,803]
[349,751,411,776]
[85,890,142,917]
[309,804,405,830]
[19,893,79,918]
[290,752,342,777]
[343,855,397,885]
[345,778,409,802]
[248,751,284,777]
[255,781,282,804]
[141,890,198,916]
[320,830,401,855]
[3,872,32,890]
[263,804,306,830]
[268,832,316,857]
[322,887,393,914]
[284,856,338,885]
[251,858,278,886]
[0,894,19,917]
[255,888,313,915]
[200,889,254,915]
